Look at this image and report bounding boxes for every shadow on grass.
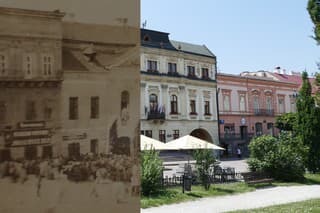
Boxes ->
[186,192,203,198]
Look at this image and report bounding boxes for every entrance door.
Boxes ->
[240,126,248,140]
[25,145,38,160]
[68,143,80,159]
[42,146,53,159]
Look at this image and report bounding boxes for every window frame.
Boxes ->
[159,130,166,142]
[170,95,178,114]
[90,96,100,119]
[69,97,79,120]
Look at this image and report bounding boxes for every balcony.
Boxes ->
[147,111,165,120]
[220,133,254,143]
[253,109,274,116]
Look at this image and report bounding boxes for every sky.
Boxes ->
[141,0,320,75]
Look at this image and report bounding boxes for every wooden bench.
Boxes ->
[242,172,273,185]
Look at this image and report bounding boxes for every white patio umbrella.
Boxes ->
[165,135,225,164]
[140,135,175,150]
[166,135,225,150]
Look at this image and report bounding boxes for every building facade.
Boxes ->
[217,72,298,156]
[140,29,219,144]
[0,7,140,160]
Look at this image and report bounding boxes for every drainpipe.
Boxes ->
[215,57,222,159]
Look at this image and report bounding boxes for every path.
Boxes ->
[141,185,320,213]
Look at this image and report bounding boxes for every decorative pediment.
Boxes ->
[203,91,211,99]
[169,87,179,94]
[147,85,160,94]
[188,89,197,97]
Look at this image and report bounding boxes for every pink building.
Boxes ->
[217,72,299,157]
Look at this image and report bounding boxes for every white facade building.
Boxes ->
[140,29,219,144]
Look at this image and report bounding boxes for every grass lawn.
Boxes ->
[229,198,320,213]
[141,173,320,209]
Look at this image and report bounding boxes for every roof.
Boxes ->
[272,73,317,93]
[141,29,176,50]
[141,28,215,58]
[170,40,215,58]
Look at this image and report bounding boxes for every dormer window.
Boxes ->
[143,35,150,42]
[168,62,177,73]
[187,66,195,77]
[147,60,158,72]
[201,68,209,79]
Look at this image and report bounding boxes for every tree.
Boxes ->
[307,0,320,43]
[295,71,320,173]
[247,134,305,181]
[193,149,216,190]
[275,112,297,132]
[141,149,163,196]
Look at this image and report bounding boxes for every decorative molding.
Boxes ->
[168,87,179,94]
[203,91,211,99]
[188,89,197,97]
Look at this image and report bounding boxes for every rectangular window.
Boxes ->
[147,60,158,72]
[145,130,152,138]
[187,66,195,77]
[90,139,99,154]
[0,101,6,122]
[253,96,260,114]
[278,98,285,114]
[69,97,78,120]
[0,54,7,76]
[239,95,246,111]
[168,62,177,73]
[25,100,37,121]
[140,130,145,135]
[44,107,52,120]
[201,68,209,79]
[173,130,179,139]
[159,130,166,142]
[25,55,32,77]
[43,55,53,76]
[204,101,210,115]
[223,95,230,111]
[90,96,99,119]
[266,96,273,115]
[190,100,197,114]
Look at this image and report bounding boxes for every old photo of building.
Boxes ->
[0,1,140,212]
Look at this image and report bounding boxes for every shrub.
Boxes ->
[193,149,216,190]
[248,133,305,181]
[141,149,163,196]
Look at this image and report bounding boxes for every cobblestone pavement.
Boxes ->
[141,185,320,213]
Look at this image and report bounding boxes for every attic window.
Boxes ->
[143,35,150,42]
[83,45,96,62]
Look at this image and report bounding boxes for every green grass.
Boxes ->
[141,182,258,209]
[229,198,320,213]
[141,173,320,209]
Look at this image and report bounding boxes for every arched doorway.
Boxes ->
[190,128,213,143]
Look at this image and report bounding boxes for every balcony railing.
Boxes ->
[219,133,254,143]
[253,109,274,116]
[147,111,165,120]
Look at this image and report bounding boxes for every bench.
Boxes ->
[242,171,273,185]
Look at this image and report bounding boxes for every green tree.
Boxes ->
[247,134,305,181]
[295,71,320,173]
[193,149,216,190]
[275,112,297,132]
[141,149,163,196]
[308,0,320,43]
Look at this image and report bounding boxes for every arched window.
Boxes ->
[170,95,178,114]
[149,94,158,112]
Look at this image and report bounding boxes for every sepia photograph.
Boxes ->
[0,1,140,213]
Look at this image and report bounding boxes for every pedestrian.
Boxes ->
[237,147,242,159]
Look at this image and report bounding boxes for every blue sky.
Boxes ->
[141,0,320,75]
